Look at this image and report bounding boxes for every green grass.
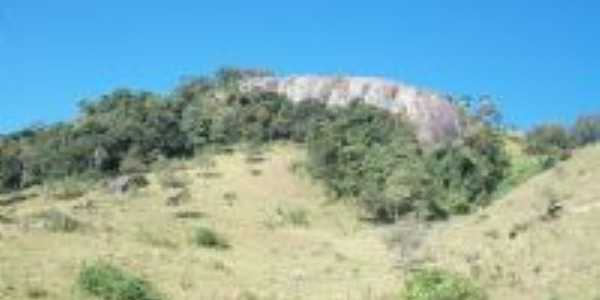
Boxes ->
[192,226,230,249]
[78,262,163,300]
[404,268,487,300]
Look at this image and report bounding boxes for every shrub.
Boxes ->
[272,206,310,227]
[174,211,205,219]
[192,226,230,249]
[404,268,487,300]
[78,262,163,300]
[425,126,510,216]
[526,123,573,155]
[573,113,600,146]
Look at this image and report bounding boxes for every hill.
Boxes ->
[401,144,600,300]
[0,144,402,300]
[1,69,598,299]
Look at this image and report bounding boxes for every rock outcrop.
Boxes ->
[241,75,461,144]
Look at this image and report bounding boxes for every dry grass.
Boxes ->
[0,144,400,300]
[406,144,600,300]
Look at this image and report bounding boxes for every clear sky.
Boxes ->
[1,0,599,133]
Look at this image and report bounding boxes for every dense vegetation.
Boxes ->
[306,100,509,220]
[526,114,600,157]
[1,68,596,222]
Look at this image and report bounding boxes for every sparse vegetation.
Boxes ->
[78,262,163,300]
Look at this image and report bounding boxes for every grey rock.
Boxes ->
[107,174,149,194]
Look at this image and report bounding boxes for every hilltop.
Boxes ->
[241,75,460,144]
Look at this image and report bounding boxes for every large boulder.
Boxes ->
[241,76,461,144]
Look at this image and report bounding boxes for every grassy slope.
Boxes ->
[0,144,400,300]
[411,144,600,300]
[3,142,600,300]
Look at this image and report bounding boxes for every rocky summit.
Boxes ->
[242,75,461,144]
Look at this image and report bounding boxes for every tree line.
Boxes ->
[1,68,598,221]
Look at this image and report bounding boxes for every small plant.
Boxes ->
[165,188,191,207]
[249,169,263,176]
[508,222,530,240]
[192,226,230,249]
[174,211,206,219]
[209,259,232,274]
[264,206,310,229]
[78,262,163,300]
[25,286,48,299]
[223,192,238,206]
[283,207,310,227]
[404,268,487,300]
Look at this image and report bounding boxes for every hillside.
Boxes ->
[0,145,402,300]
[403,144,600,300]
[2,141,600,299]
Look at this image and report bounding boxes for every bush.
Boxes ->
[78,262,163,300]
[425,126,509,216]
[192,226,230,249]
[573,113,600,146]
[404,269,487,300]
[526,123,573,155]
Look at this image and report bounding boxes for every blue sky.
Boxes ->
[0,0,599,133]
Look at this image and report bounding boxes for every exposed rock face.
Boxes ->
[241,76,461,144]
